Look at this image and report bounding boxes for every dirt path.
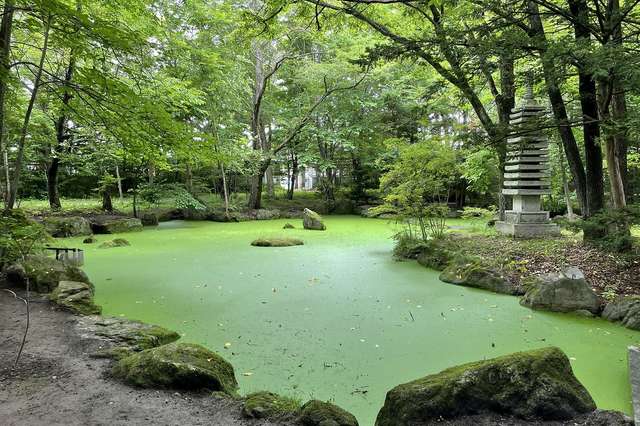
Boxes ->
[0,289,282,426]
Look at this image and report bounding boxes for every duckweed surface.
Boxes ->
[67,217,638,425]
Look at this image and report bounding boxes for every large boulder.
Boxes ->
[303,208,326,231]
[49,280,101,315]
[5,255,90,293]
[91,217,143,234]
[78,316,180,355]
[251,238,303,247]
[242,391,300,420]
[43,216,92,237]
[439,259,521,295]
[520,267,599,314]
[298,400,359,426]
[112,342,238,395]
[602,296,640,330]
[140,213,159,226]
[375,347,595,426]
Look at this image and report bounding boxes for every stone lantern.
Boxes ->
[495,84,560,238]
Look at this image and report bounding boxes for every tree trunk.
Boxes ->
[558,141,575,218]
[248,160,270,210]
[102,190,113,212]
[527,1,589,215]
[568,0,605,220]
[46,158,61,210]
[287,154,298,200]
[219,162,230,218]
[0,0,14,206]
[6,14,51,210]
[597,81,626,209]
[115,163,123,200]
[185,162,193,193]
[266,165,274,197]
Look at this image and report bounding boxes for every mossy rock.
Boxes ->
[91,217,143,234]
[439,259,520,295]
[141,213,159,226]
[83,316,180,353]
[520,267,599,314]
[283,223,295,229]
[251,238,304,247]
[112,342,238,394]
[83,236,98,244]
[602,296,640,330]
[99,238,130,249]
[43,216,93,237]
[242,391,300,420]
[298,400,358,426]
[416,241,453,271]
[49,280,101,315]
[5,255,91,293]
[375,347,595,426]
[303,208,326,231]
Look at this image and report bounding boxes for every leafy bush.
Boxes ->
[392,231,430,259]
[558,207,639,252]
[0,209,50,268]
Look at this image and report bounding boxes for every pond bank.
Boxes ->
[0,290,282,426]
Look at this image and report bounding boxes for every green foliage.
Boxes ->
[460,206,496,220]
[0,210,50,267]
[559,207,640,252]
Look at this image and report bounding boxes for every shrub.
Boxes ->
[0,209,50,268]
[558,207,639,252]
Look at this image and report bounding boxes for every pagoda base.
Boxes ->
[495,221,560,238]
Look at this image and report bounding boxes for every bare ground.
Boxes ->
[0,289,284,426]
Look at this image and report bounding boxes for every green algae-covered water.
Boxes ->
[66,217,637,425]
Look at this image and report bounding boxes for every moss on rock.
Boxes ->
[43,216,93,237]
[439,258,521,295]
[303,208,326,231]
[251,238,304,247]
[99,238,130,248]
[91,217,143,234]
[84,316,180,352]
[112,342,238,394]
[242,391,300,420]
[283,223,295,229]
[49,280,101,315]
[375,347,595,426]
[5,255,91,293]
[298,400,359,426]
[83,236,98,244]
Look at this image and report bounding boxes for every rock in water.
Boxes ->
[298,400,359,426]
[140,213,159,226]
[49,280,101,315]
[439,259,520,295]
[283,223,295,229]
[112,342,238,394]
[91,217,143,234]
[303,208,326,231]
[520,267,599,314]
[83,236,97,244]
[99,238,130,248]
[602,296,640,330]
[43,216,93,237]
[251,238,303,247]
[242,391,300,420]
[5,255,91,293]
[375,347,595,426]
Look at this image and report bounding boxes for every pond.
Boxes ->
[67,216,637,425]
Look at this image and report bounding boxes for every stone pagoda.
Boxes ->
[495,84,560,238]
